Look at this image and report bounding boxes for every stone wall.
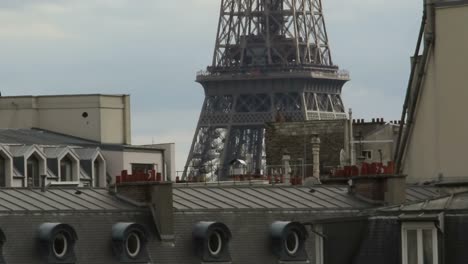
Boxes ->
[265,120,348,176]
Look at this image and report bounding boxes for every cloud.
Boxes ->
[0,21,68,39]
[132,109,201,173]
[0,0,423,172]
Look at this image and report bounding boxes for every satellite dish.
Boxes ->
[340,149,348,167]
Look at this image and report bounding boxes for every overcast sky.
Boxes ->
[0,0,423,173]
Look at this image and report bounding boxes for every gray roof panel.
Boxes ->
[74,148,99,160]
[195,188,250,209]
[173,185,372,211]
[0,188,141,213]
[0,129,96,146]
[380,191,468,213]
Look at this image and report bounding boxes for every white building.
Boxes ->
[0,94,175,188]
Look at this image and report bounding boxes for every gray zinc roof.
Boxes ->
[0,129,96,146]
[173,185,372,211]
[381,191,468,213]
[43,147,68,158]
[8,145,35,157]
[405,186,441,202]
[0,188,140,213]
[173,185,442,211]
[74,148,99,160]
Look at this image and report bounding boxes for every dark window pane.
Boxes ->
[423,229,434,264]
[94,160,100,187]
[0,158,5,187]
[27,157,40,187]
[131,164,154,174]
[407,230,418,264]
[60,157,73,182]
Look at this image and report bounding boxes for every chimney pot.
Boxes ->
[41,175,47,192]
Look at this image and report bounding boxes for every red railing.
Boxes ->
[331,161,395,178]
[116,170,163,184]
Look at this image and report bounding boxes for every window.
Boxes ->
[361,150,373,160]
[402,222,438,264]
[315,225,324,264]
[131,164,154,175]
[60,157,73,182]
[0,157,5,187]
[27,156,40,187]
[93,160,100,187]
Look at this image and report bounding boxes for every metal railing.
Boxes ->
[196,64,350,79]
[176,164,317,186]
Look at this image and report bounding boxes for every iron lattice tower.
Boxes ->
[184,0,349,180]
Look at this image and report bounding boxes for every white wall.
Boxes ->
[101,150,125,183]
[403,4,468,182]
[149,143,176,181]
[0,94,131,145]
[123,150,163,174]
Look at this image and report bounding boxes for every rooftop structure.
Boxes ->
[184,0,350,181]
[0,93,176,188]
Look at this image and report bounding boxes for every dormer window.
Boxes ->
[402,222,438,264]
[285,230,300,256]
[111,222,150,263]
[27,156,40,187]
[270,221,309,262]
[193,221,232,262]
[0,157,5,187]
[38,223,78,263]
[52,232,68,259]
[60,157,73,182]
[93,160,100,187]
[0,147,12,188]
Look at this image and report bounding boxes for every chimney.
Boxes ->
[41,175,47,192]
[349,175,406,205]
[115,182,174,242]
[311,134,321,180]
[282,151,291,184]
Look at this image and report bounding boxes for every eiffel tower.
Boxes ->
[184,0,349,181]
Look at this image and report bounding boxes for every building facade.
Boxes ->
[0,94,131,145]
[396,0,468,183]
[0,94,176,187]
